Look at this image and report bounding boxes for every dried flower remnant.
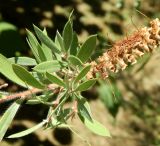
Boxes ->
[87,18,160,79]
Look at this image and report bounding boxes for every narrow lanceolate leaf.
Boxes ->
[12,64,44,89]
[26,29,46,62]
[78,97,93,122]
[62,20,73,51]
[8,120,47,138]
[68,55,83,66]
[77,35,97,63]
[0,101,21,141]
[8,57,37,66]
[33,60,61,73]
[0,54,26,87]
[76,95,92,116]
[41,28,54,61]
[79,114,111,137]
[75,79,96,92]
[69,32,78,55]
[33,25,60,54]
[46,72,66,87]
[56,31,65,52]
[74,65,91,83]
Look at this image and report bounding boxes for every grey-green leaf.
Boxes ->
[46,72,66,87]
[33,25,60,54]
[75,79,96,91]
[0,101,21,141]
[69,32,78,55]
[12,64,45,89]
[62,20,73,51]
[78,98,93,122]
[41,29,54,61]
[8,57,37,66]
[74,65,91,83]
[56,31,65,52]
[26,29,46,62]
[79,115,111,137]
[33,60,61,73]
[8,120,47,138]
[77,35,97,63]
[0,54,26,87]
[68,55,83,66]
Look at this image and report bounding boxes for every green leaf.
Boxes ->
[33,25,60,54]
[68,55,83,66]
[33,60,61,73]
[0,101,21,141]
[79,115,111,137]
[69,32,78,55]
[75,79,96,91]
[31,72,44,82]
[57,108,71,122]
[97,82,121,117]
[8,57,37,66]
[62,20,73,51]
[26,99,41,105]
[0,54,26,87]
[0,22,26,57]
[98,83,121,109]
[78,97,93,122]
[46,72,66,87]
[56,31,65,52]
[8,120,47,138]
[26,29,46,62]
[41,28,54,61]
[12,64,45,89]
[74,65,91,83]
[77,35,97,63]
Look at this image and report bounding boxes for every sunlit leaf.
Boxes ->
[69,32,78,55]
[62,20,73,51]
[33,60,61,73]
[75,79,96,91]
[77,97,93,122]
[26,29,46,62]
[12,64,45,89]
[8,57,37,66]
[0,101,22,141]
[46,72,66,87]
[33,25,60,54]
[8,120,47,138]
[0,54,26,87]
[56,30,65,52]
[40,28,54,61]
[79,115,111,137]
[68,55,83,66]
[74,65,91,83]
[57,108,71,122]
[77,35,97,63]
[26,99,41,105]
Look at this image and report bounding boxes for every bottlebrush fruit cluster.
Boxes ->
[87,18,160,79]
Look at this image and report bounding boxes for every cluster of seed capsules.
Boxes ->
[87,18,160,79]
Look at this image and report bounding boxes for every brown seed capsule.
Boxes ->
[86,18,160,79]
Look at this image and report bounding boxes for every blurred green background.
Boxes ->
[0,0,160,146]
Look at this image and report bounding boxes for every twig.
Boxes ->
[0,84,58,104]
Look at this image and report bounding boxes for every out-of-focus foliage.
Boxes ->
[0,22,26,57]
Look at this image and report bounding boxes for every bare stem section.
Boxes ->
[87,18,160,79]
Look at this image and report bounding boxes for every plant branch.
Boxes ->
[0,84,59,104]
